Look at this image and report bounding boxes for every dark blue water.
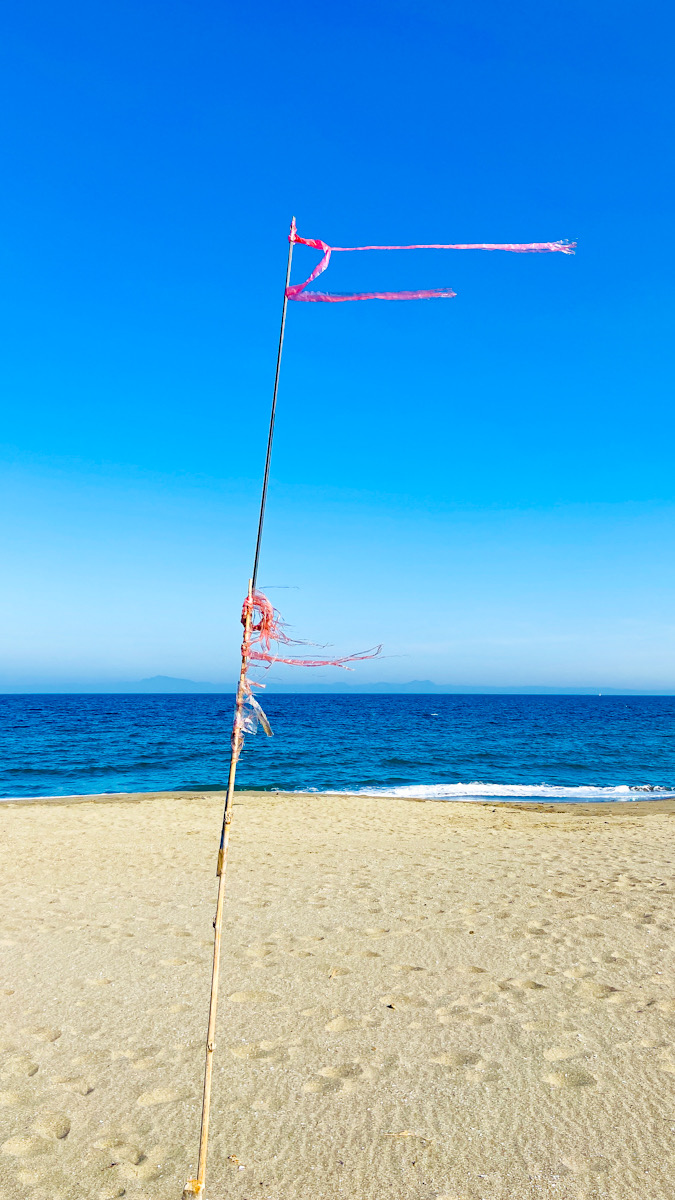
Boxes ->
[1,693,674,801]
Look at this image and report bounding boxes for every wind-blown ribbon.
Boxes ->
[243,591,381,669]
[287,219,576,303]
[232,591,381,747]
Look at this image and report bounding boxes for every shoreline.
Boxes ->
[2,786,675,815]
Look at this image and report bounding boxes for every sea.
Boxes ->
[0,692,674,802]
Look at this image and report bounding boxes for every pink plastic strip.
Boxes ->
[242,591,381,671]
[291,288,457,303]
[286,220,575,303]
[330,241,576,253]
[247,648,380,668]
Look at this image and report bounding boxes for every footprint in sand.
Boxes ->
[436,1006,461,1023]
[429,1050,481,1068]
[227,990,279,1004]
[229,1043,287,1063]
[435,1007,493,1027]
[573,980,618,1000]
[544,1065,597,1088]
[3,1055,38,1077]
[119,1154,164,1182]
[73,1051,110,1067]
[526,921,550,937]
[245,943,274,958]
[543,1046,579,1062]
[14,1169,42,1189]
[1,1135,53,1157]
[303,1075,343,1093]
[31,1112,71,1139]
[466,1060,502,1083]
[563,1154,611,1174]
[304,1061,373,1093]
[244,1095,283,1112]
[322,1062,372,1080]
[53,1076,93,1095]
[24,1027,61,1043]
[94,1137,148,1180]
[325,1016,362,1033]
[658,1051,675,1074]
[325,1015,378,1033]
[136,1087,192,1106]
[129,1045,160,1065]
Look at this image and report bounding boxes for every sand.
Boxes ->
[0,790,674,1200]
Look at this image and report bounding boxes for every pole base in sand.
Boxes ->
[182,1179,204,1197]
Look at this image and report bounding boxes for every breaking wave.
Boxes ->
[342,782,674,803]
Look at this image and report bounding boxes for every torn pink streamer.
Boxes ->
[286,219,576,303]
[242,591,381,670]
[232,591,381,747]
[229,590,379,748]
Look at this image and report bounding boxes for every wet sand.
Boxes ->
[0,789,674,1199]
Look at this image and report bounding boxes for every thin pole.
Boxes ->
[183,580,253,1199]
[252,218,295,589]
[183,219,295,1199]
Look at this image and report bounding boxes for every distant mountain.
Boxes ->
[131,676,222,692]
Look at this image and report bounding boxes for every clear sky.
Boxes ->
[1,0,674,691]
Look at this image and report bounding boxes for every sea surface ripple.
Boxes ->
[0,693,674,802]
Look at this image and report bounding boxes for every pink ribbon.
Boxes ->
[242,591,381,670]
[286,219,576,303]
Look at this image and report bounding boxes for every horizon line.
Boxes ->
[2,685,675,697]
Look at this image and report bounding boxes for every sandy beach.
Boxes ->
[0,790,674,1200]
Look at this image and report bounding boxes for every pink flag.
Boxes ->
[287,219,575,303]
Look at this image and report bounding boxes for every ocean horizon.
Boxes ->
[4,676,675,695]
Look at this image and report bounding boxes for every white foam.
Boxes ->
[337,782,673,803]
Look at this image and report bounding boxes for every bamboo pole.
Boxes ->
[252,218,295,589]
[182,222,295,1199]
[182,581,253,1199]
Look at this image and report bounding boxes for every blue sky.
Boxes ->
[1,0,674,690]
